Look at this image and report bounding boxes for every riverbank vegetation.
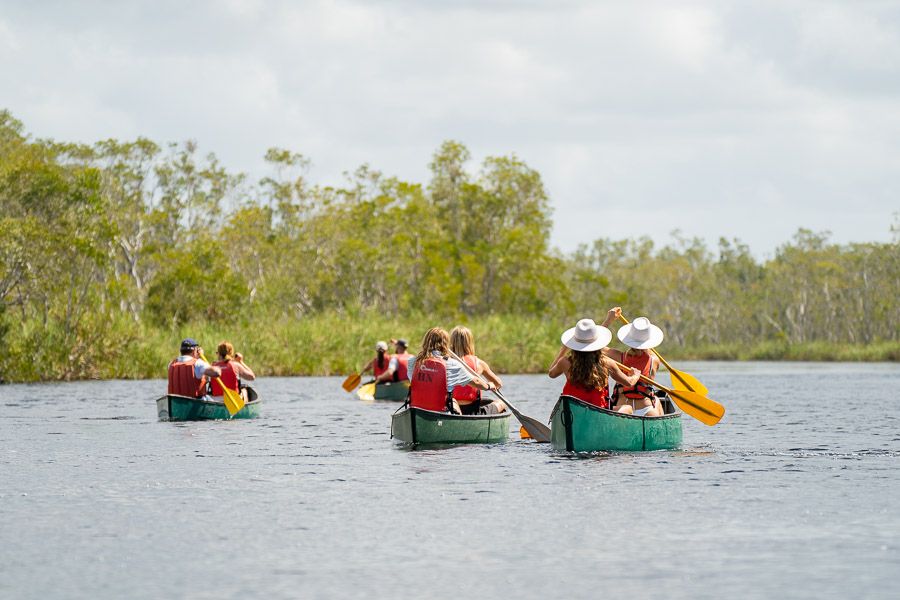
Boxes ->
[1,110,898,381]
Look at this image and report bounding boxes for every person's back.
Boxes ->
[549,319,641,410]
[449,325,505,415]
[407,328,496,413]
[392,340,412,382]
[409,355,451,411]
[168,338,220,399]
[211,341,256,402]
[168,356,207,398]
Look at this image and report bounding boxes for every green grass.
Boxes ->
[1,312,898,382]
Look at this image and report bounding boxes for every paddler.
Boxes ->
[407,327,497,413]
[375,338,413,384]
[548,319,640,409]
[603,310,665,417]
[211,341,257,403]
[449,325,505,415]
[167,338,221,400]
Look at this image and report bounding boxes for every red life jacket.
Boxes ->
[452,354,481,403]
[167,357,207,398]
[211,360,238,396]
[373,352,392,378]
[394,353,411,382]
[614,351,654,400]
[562,376,609,409]
[409,357,451,412]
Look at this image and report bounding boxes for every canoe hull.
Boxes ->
[550,395,682,452]
[157,387,261,421]
[391,406,511,445]
[374,381,409,401]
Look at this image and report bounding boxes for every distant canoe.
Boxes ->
[550,395,682,452]
[374,381,409,401]
[358,381,410,401]
[157,387,261,421]
[391,406,511,445]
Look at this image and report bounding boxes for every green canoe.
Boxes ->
[157,387,261,421]
[550,395,682,452]
[374,381,409,401]
[391,406,511,445]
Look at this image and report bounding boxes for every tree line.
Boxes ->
[0,110,897,381]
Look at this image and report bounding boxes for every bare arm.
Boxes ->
[600,306,621,328]
[603,355,640,386]
[650,354,660,378]
[548,346,570,378]
[374,368,394,383]
[361,358,375,374]
[477,359,503,389]
[603,348,624,362]
[232,354,256,381]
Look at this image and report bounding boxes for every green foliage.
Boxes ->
[0,110,898,381]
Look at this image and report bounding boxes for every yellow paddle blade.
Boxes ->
[667,388,724,426]
[357,383,376,401]
[668,368,709,396]
[342,373,362,392]
[220,380,245,416]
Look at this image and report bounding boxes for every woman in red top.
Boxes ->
[449,326,505,415]
[211,341,257,403]
[361,341,392,380]
[548,318,640,409]
[604,310,665,417]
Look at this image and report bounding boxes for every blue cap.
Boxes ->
[180,338,199,350]
[396,339,408,347]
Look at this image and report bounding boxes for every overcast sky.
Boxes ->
[2,0,899,255]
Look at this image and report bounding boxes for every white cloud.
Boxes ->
[1,0,899,255]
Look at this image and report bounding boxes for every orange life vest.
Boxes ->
[394,353,412,382]
[452,354,481,403]
[563,376,609,409]
[373,352,392,378]
[614,351,654,400]
[167,357,207,398]
[409,357,451,412]
[211,360,238,396]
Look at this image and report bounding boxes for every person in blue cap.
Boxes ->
[167,338,222,399]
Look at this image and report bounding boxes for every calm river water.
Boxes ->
[2,362,899,599]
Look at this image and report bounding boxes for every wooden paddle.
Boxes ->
[618,314,708,396]
[610,358,724,426]
[200,352,245,417]
[342,372,362,392]
[447,350,551,443]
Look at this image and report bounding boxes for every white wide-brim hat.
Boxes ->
[617,316,664,349]
[561,318,612,352]
[375,341,388,351]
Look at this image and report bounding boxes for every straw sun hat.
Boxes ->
[617,316,664,349]
[561,319,612,352]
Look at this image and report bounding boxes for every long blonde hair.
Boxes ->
[415,327,450,364]
[567,349,608,390]
[449,326,475,356]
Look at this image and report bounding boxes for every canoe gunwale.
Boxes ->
[550,395,681,423]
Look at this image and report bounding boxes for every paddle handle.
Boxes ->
[617,314,695,392]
